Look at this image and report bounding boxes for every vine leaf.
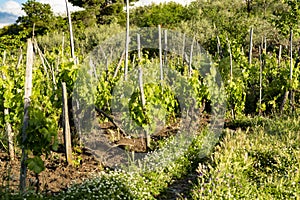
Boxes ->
[27,156,45,174]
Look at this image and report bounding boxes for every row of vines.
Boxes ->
[0,2,300,195]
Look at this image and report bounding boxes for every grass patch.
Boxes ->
[192,116,300,199]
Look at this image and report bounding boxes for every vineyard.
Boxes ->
[0,0,300,199]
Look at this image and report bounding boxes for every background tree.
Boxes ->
[68,0,137,25]
[130,2,192,28]
[16,0,55,37]
[272,0,300,37]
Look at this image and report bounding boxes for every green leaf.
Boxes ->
[27,156,45,174]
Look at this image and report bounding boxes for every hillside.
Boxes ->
[0,0,299,199]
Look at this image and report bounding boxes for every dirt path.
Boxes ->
[156,170,198,200]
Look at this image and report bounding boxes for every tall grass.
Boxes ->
[192,116,300,199]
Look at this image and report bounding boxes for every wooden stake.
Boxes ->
[189,37,195,78]
[259,46,262,115]
[264,36,267,53]
[20,39,34,193]
[1,52,14,161]
[65,0,76,63]
[182,33,186,65]
[158,25,163,81]
[217,35,221,58]
[138,68,146,110]
[249,27,253,66]
[62,82,73,165]
[137,34,150,148]
[290,30,293,85]
[280,91,289,114]
[113,50,125,79]
[278,45,282,67]
[34,40,49,79]
[16,48,23,69]
[62,32,65,58]
[164,30,168,66]
[4,108,14,160]
[289,29,295,111]
[124,0,130,81]
[227,38,233,80]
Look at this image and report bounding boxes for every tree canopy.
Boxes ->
[16,0,54,36]
[69,0,137,25]
[130,2,193,28]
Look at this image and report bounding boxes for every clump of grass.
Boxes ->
[192,116,300,199]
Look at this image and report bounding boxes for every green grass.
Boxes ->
[192,116,300,199]
[1,116,299,199]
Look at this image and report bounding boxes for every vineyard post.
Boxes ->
[137,34,141,62]
[227,38,233,80]
[259,46,262,115]
[137,34,150,148]
[34,40,49,79]
[132,54,136,68]
[105,57,109,81]
[249,27,253,66]
[164,30,168,66]
[158,25,163,81]
[4,109,14,160]
[227,37,234,119]
[62,82,73,165]
[263,36,267,53]
[124,0,130,81]
[64,0,76,63]
[62,32,65,58]
[280,91,289,114]
[89,58,98,80]
[278,44,282,67]
[16,48,23,69]
[217,35,221,58]
[113,51,125,79]
[182,33,186,66]
[188,37,195,78]
[2,51,14,160]
[20,39,34,193]
[289,29,295,111]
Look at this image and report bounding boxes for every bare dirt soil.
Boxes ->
[0,149,102,194]
[0,114,210,196]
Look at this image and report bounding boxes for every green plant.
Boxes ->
[192,116,300,199]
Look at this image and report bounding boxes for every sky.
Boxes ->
[0,0,193,27]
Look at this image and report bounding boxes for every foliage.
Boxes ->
[192,116,300,199]
[272,0,300,36]
[0,0,300,197]
[16,0,55,37]
[68,0,137,25]
[131,2,193,28]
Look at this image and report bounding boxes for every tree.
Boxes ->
[16,0,54,36]
[68,0,137,25]
[272,0,300,36]
[130,2,192,28]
